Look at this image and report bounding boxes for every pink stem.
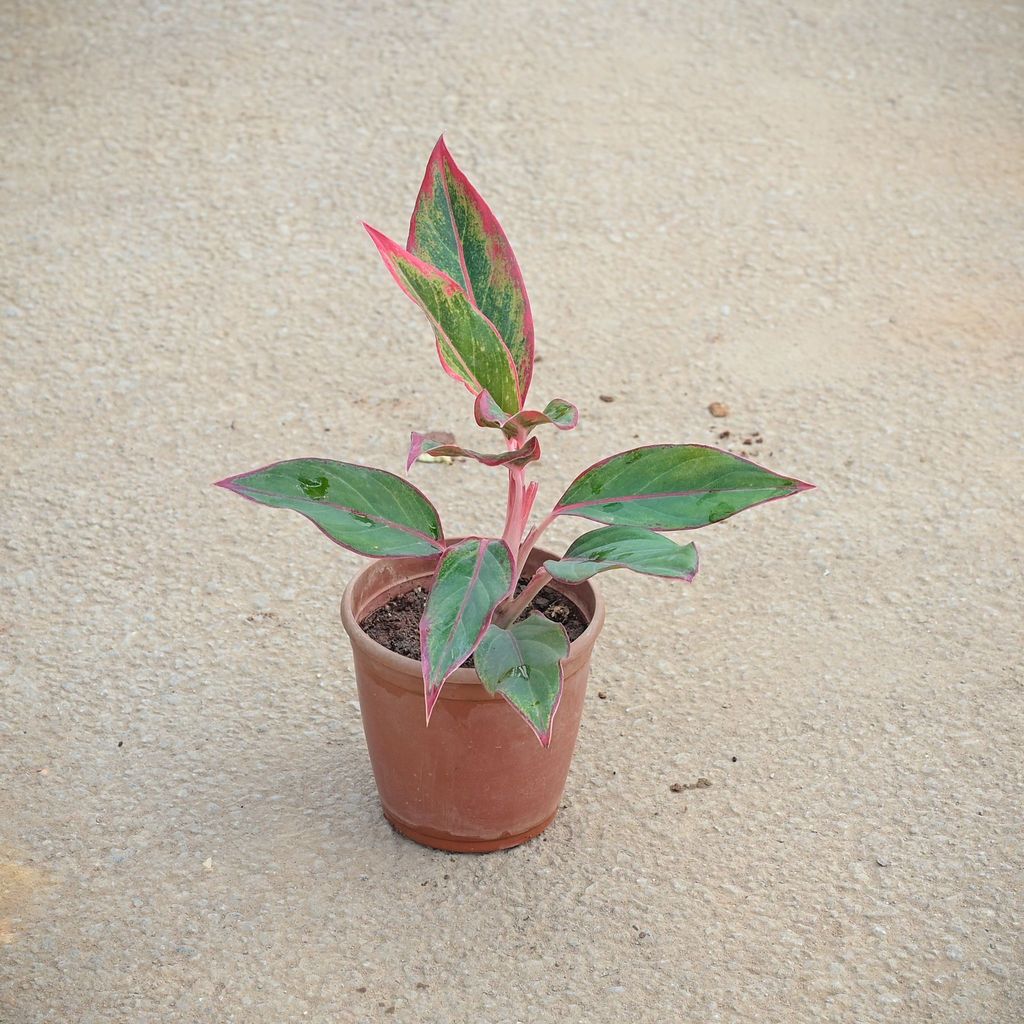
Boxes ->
[517,511,557,568]
[501,465,526,554]
[495,567,551,628]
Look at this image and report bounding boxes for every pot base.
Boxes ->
[382,807,558,854]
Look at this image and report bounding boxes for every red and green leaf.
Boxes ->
[504,399,579,436]
[408,136,535,399]
[407,432,540,471]
[554,445,813,530]
[545,526,698,584]
[474,389,579,438]
[215,459,444,557]
[364,224,521,415]
[473,612,569,747]
[420,538,514,718]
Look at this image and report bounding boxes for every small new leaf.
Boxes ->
[554,445,813,530]
[474,613,570,747]
[215,459,444,557]
[407,433,540,471]
[503,399,580,437]
[420,538,514,718]
[474,389,579,438]
[545,526,698,584]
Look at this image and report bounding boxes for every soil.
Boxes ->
[360,581,589,665]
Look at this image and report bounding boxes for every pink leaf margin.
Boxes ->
[213,459,446,556]
[418,537,515,723]
[406,432,541,472]
[554,444,815,525]
[493,612,570,749]
[364,223,522,410]
[408,135,536,400]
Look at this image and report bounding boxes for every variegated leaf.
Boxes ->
[554,445,813,530]
[545,526,698,584]
[474,389,579,438]
[473,612,569,747]
[215,459,445,557]
[408,136,535,399]
[407,432,540,471]
[365,224,521,414]
[504,399,579,436]
[420,538,514,717]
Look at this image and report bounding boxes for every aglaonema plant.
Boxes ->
[216,136,813,747]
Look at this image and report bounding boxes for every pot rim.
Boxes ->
[340,543,606,691]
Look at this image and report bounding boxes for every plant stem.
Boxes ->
[495,567,551,628]
[516,511,556,568]
[501,465,526,554]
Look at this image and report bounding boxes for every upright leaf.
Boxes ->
[365,224,521,414]
[215,459,444,557]
[420,538,514,717]
[408,136,535,399]
[407,432,540,471]
[545,526,698,584]
[554,445,813,530]
[474,613,570,747]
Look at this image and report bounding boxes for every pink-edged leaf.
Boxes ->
[473,388,507,430]
[215,458,444,557]
[408,136,535,400]
[474,389,579,439]
[420,538,514,719]
[544,526,698,584]
[473,612,570,747]
[364,224,521,414]
[554,445,813,530]
[504,399,579,436]
[406,433,540,471]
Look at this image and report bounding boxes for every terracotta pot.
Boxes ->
[340,544,605,853]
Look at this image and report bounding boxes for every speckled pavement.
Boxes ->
[2,2,1022,1021]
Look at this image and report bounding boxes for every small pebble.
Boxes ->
[708,401,729,417]
[597,691,607,700]
[599,394,615,403]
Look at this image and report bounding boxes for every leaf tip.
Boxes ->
[362,221,391,251]
[406,432,424,472]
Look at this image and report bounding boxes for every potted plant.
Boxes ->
[216,137,813,853]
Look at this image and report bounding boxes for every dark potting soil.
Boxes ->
[360,581,589,666]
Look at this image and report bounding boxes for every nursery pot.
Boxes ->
[340,544,605,853]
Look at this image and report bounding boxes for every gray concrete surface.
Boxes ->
[2,1,1022,1021]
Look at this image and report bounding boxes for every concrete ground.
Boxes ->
[2,2,1022,1021]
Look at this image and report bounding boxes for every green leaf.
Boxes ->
[365,224,521,415]
[421,538,514,716]
[216,459,445,557]
[474,613,570,747]
[554,445,813,530]
[545,526,699,584]
[408,137,535,399]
